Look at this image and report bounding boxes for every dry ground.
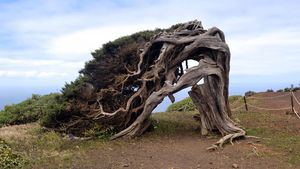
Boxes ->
[0,91,300,169]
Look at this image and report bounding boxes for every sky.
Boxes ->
[0,0,300,111]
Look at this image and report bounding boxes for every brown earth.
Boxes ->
[71,134,288,169]
[1,91,300,169]
[246,90,300,115]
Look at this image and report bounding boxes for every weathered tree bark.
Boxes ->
[61,20,245,149]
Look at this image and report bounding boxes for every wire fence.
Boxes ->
[235,91,300,120]
[246,93,290,100]
[293,108,300,119]
[291,93,300,119]
[292,92,300,105]
[246,103,291,111]
[176,91,300,120]
[231,104,245,111]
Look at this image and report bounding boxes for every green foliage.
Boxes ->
[0,93,66,127]
[228,95,243,103]
[266,89,274,92]
[35,131,64,151]
[276,89,283,92]
[0,139,27,169]
[83,123,116,140]
[0,94,41,126]
[245,90,256,97]
[166,97,196,112]
[61,75,90,99]
[275,84,300,93]
[150,111,198,136]
[89,30,162,61]
[79,30,162,89]
[282,87,300,92]
[41,26,187,132]
[60,30,165,100]
[39,95,67,128]
[166,95,243,112]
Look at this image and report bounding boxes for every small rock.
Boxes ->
[123,164,129,167]
[232,163,239,168]
[209,162,213,165]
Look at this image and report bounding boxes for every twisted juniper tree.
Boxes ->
[49,20,245,149]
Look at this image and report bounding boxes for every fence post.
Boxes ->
[290,84,295,113]
[290,94,294,113]
[243,96,248,111]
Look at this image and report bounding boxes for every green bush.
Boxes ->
[39,95,67,128]
[79,30,162,90]
[245,90,256,97]
[167,95,243,112]
[229,95,243,103]
[277,89,283,92]
[0,139,27,169]
[61,75,90,99]
[0,93,66,127]
[166,97,196,112]
[83,123,116,140]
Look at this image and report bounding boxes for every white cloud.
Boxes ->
[0,70,67,78]
[229,29,300,54]
[0,0,299,86]
[228,29,300,75]
[0,58,83,69]
[47,24,169,56]
[0,58,84,78]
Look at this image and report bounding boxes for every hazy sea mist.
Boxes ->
[0,82,293,112]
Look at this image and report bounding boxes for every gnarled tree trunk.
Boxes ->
[60,20,245,149]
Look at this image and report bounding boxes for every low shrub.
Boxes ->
[61,75,90,99]
[166,97,196,112]
[167,95,243,112]
[277,89,283,92]
[83,123,116,140]
[228,95,242,102]
[0,93,66,127]
[0,139,27,169]
[245,91,256,97]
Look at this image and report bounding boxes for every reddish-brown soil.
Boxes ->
[70,91,300,169]
[246,91,300,133]
[72,134,288,169]
[1,91,300,169]
[247,91,300,114]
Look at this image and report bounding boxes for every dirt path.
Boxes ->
[71,134,288,169]
[1,123,292,169]
[1,91,300,169]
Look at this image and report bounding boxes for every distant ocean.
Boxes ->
[0,86,61,111]
[0,86,190,112]
[0,82,291,112]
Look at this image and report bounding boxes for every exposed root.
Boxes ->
[111,120,151,140]
[207,130,246,151]
[245,135,260,139]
